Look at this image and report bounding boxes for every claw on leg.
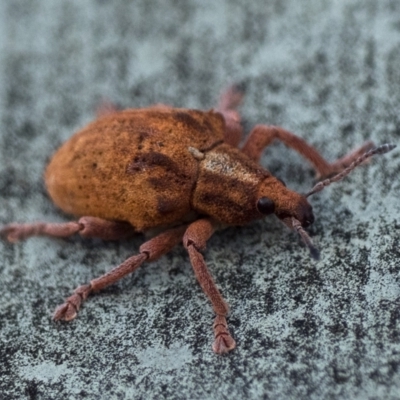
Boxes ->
[212,315,236,354]
[53,284,92,321]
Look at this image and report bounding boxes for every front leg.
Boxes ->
[183,219,236,354]
[241,125,374,178]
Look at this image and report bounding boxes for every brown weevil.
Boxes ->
[0,85,395,354]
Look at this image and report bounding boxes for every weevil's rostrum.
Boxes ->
[0,85,395,354]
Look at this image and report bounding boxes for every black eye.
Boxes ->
[257,197,275,215]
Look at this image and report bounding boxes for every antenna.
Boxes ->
[286,143,396,260]
[306,144,396,198]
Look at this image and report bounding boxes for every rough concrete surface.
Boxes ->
[1,1,400,399]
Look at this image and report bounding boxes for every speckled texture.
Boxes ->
[1,1,400,399]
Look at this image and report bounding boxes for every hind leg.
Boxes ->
[0,216,136,243]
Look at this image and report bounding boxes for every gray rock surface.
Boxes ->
[1,1,400,399]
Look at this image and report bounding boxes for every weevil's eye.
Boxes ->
[277,177,286,187]
[257,197,275,215]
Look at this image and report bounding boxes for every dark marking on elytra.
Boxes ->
[148,174,192,192]
[157,198,177,215]
[175,111,203,132]
[127,152,181,175]
[148,176,171,190]
[138,131,150,142]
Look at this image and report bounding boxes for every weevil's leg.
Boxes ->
[0,217,136,243]
[217,84,245,113]
[96,99,172,118]
[96,99,120,118]
[1,221,82,243]
[53,225,187,321]
[328,141,375,171]
[241,125,375,178]
[183,219,236,354]
[217,84,245,148]
[149,103,173,110]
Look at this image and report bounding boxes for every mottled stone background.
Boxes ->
[1,1,400,399]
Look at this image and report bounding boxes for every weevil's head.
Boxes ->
[256,176,314,228]
[256,175,319,259]
[254,143,396,260]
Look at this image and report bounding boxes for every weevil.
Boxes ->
[0,85,395,354]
